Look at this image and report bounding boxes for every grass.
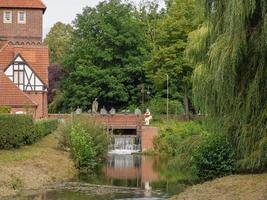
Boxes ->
[0,133,57,164]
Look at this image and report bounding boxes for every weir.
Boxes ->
[109,135,141,154]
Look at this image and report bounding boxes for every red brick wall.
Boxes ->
[27,92,47,119]
[141,126,159,151]
[48,114,71,119]
[0,9,43,42]
[96,114,143,128]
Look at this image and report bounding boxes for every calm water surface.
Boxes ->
[15,154,196,200]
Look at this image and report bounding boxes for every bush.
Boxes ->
[32,119,59,143]
[57,116,110,171]
[193,133,236,180]
[153,120,204,173]
[0,106,11,114]
[154,121,203,156]
[69,123,97,169]
[0,114,34,149]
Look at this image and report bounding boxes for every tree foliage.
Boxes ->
[44,22,73,64]
[189,0,267,171]
[56,0,150,111]
[145,0,202,114]
[48,64,64,104]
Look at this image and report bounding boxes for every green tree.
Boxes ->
[189,0,267,171]
[55,0,150,111]
[44,22,73,64]
[145,0,201,117]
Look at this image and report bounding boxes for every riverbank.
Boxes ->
[171,173,267,200]
[0,134,77,198]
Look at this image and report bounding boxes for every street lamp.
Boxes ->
[166,74,169,121]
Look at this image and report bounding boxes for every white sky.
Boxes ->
[42,0,164,36]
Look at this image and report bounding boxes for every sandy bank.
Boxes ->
[0,134,77,198]
[171,173,267,200]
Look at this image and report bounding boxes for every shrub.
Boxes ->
[31,119,59,143]
[0,106,11,114]
[154,121,203,156]
[193,133,236,180]
[69,123,97,169]
[0,114,34,149]
[153,120,204,173]
[57,116,110,171]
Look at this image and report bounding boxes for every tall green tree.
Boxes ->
[145,0,201,116]
[44,22,73,64]
[56,0,149,111]
[188,0,267,170]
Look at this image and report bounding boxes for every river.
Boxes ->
[13,154,196,200]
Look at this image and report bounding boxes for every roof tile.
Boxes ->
[0,71,36,106]
[0,43,49,85]
[0,0,46,11]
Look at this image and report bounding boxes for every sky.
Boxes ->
[42,0,164,36]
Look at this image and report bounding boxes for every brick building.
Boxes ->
[0,0,49,118]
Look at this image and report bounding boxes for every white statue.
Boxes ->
[100,107,108,115]
[135,108,142,116]
[144,108,152,125]
[92,98,99,114]
[109,107,116,115]
[75,106,82,115]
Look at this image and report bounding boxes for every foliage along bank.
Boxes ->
[153,120,237,181]
[57,115,110,171]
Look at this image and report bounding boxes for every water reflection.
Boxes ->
[12,155,197,200]
[103,154,158,189]
[102,154,160,197]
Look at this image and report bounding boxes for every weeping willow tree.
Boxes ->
[187,0,267,171]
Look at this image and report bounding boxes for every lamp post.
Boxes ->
[141,84,145,112]
[166,74,169,121]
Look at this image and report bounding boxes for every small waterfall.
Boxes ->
[109,135,141,154]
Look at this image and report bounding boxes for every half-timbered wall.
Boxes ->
[4,55,46,92]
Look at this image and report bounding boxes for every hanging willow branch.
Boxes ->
[187,0,267,171]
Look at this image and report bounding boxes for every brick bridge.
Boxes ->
[49,113,158,151]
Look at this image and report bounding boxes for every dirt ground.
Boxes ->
[171,173,267,200]
[0,134,77,198]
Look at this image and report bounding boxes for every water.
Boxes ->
[109,136,141,154]
[13,154,197,200]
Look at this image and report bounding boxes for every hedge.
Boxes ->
[0,114,59,149]
[34,119,59,141]
[0,114,34,149]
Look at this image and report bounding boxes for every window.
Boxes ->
[3,11,12,23]
[18,11,26,24]
[14,64,24,90]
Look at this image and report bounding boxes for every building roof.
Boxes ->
[0,71,36,107]
[0,0,46,12]
[0,43,49,85]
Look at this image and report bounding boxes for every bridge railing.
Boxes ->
[96,114,143,129]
